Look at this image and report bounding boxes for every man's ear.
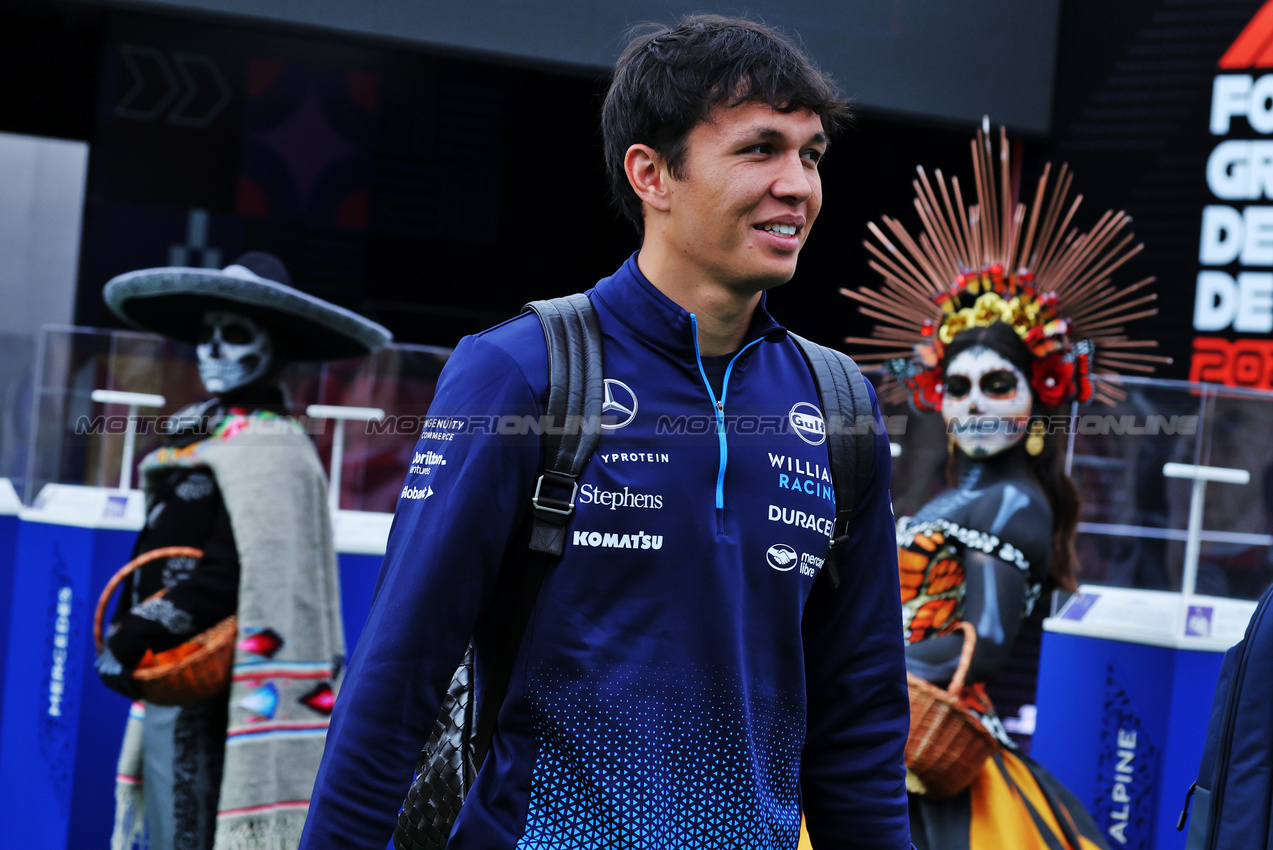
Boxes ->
[624,144,671,213]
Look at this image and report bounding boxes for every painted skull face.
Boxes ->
[941,346,1032,459]
[196,311,274,394]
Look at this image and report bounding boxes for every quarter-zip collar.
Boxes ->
[592,252,787,362]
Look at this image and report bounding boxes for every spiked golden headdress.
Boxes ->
[843,120,1166,411]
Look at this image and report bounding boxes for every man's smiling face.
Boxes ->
[661,99,827,295]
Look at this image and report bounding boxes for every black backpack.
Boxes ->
[393,293,878,850]
[1179,582,1273,848]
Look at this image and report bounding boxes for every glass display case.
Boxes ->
[0,331,36,501]
[1072,378,1273,602]
[878,372,1273,603]
[25,326,450,513]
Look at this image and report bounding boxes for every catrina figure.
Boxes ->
[844,122,1164,850]
[95,252,391,850]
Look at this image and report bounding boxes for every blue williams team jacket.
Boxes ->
[300,255,912,849]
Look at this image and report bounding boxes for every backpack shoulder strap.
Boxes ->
[469,293,603,771]
[523,293,605,556]
[786,332,876,589]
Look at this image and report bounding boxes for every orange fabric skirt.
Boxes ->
[964,749,1106,850]
[798,749,1108,850]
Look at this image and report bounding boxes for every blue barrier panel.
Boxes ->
[333,510,392,656]
[0,486,143,849]
[0,480,27,722]
[339,551,386,654]
[0,500,392,846]
[1034,587,1241,850]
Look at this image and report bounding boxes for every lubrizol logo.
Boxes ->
[766,543,798,571]
[788,402,826,445]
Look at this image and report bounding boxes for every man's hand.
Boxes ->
[95,646,140,700]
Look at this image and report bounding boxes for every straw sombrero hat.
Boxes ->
[103,252,392,360]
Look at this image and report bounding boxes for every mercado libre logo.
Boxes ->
[1194,0,1273,388]
[766,543,798,571]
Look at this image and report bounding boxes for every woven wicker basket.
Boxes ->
[94,546,237,706]
[904,621,999,799]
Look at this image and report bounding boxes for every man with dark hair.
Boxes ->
[301,14,911,849]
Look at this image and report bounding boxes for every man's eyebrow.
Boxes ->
[742,127,830,148]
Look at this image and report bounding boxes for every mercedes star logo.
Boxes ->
[601,379,638,430]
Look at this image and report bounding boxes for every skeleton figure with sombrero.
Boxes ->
[95,252,391,850]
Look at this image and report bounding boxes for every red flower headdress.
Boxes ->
[842,120,1166,412]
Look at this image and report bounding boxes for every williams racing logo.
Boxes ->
[788,402,826,445]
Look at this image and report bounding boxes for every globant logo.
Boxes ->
[400,484,433,501]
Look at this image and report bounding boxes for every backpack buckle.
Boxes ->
[532,471,578,517]
[822,517,852,590]
[827,516,852,552]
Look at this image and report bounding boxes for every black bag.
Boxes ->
[392,299,877,850]
[1178,582,1273,848]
